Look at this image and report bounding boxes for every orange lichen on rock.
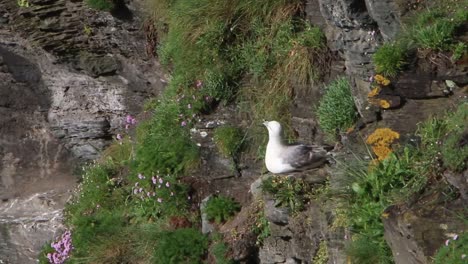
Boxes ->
[366,128,400,161]
[374,74,391,86]
[379,99,390,109]
[368,87,381,97]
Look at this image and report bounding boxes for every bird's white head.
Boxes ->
[263,120,282,138]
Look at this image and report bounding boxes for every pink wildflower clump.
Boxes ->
[125,114,137,130]
[47,230,73,264]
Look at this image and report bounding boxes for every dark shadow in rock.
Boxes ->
[0,46,42,84]
[111,0,133,21]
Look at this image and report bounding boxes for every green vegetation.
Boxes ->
[204,195,241,224]
[346,236,393,264]
[372,1,468,76]
[417,103,468,172]
[434,233,468,264]
[213,125,244,158]
[312,240,329,264]
[149,0,327,153]
[372,43,406,77]
[331,103,468,263]
[153,228,208,264]
[85,0,114,11]
[261,176,308,213]
[451,42,467,61]
[252,204,271,245]
[136,100,199,175]
[210,233,234,264]
[317,77,358,139]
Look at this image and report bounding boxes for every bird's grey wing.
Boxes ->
[281,144,327,170]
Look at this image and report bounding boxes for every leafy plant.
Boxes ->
[317,77,358,139]
[85,0,114,11]
[433,233,468,264]
[204,195,241,224]
[373,42,406,77]
[153,228,208,264]
[261,176,308,212]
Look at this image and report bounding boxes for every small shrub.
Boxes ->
[317,77,358,139]
[85,0,114,11]
[204,195,241,224]
[153,228,208,264]
[433,233,468,264]
[373,42,406,77]
[261,176,308,212]
[213,125,244,158]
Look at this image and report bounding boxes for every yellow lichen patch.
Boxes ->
[367,87,381,97]
[379,99,390,109]
[366,128,400,161]
[374,74,391,86]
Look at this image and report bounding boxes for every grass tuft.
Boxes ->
[317,77,358,139]
[372,42,407,77]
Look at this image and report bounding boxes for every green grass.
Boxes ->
[333,103,468,264]
[213,125,244,158]
[433,233,468,264]
[317,77,358,139]
[135,99,199,175]
[417,103,468,172]
[85,0,114,11]
[204,195,241,224]
[153,228,208,264]
[210,233,234,264]
[346,235,393,264]
[373,42,407,77]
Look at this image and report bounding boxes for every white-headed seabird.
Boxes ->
[263,120,331,174]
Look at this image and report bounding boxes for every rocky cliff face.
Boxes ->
[0,0,164,262]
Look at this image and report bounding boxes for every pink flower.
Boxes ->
[157,198,163,203]
[187,104,192,109]
[181,121,187,127]
[138,173,145,180]
[152,176,157,184]
[116,134,122,140]
[196,80,203,88]
[165,182,170,187]
[138,188,143,193]
[159,178,163,184]
[445,239,450,246]
[453,234,458,240]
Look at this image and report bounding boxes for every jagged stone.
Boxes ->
[264,199,290,225]
[383,195,467,264]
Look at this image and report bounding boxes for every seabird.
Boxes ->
[263,121,330,174]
